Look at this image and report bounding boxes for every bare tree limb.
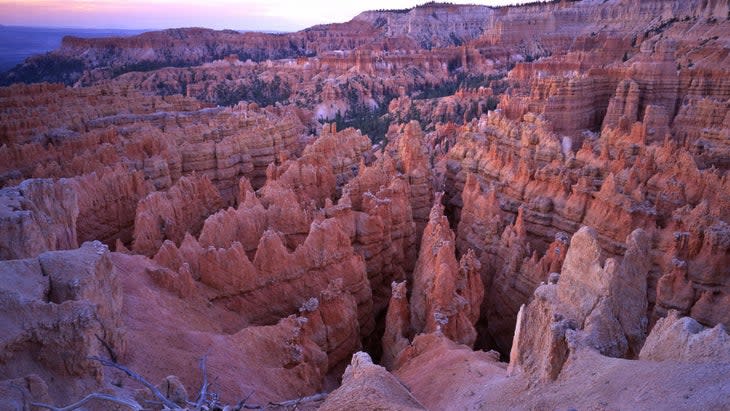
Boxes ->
[95,333,118,363]
[268,392,327,408]
[234,390,262,410]
[32,357,327,411]
[89,356,178,410]
[32,393,141,411]
[194,354,209,408]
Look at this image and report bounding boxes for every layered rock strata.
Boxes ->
[0,0,728,409]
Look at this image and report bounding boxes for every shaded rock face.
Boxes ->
[132,174,224,256]
[115,250,337,406]
[0,114,437,407]
[0,242,124,401]
[509,226,652,381]
[393,317,730,411]
[394,333,506,409]
[385,227,730,410]
[381,281,411,370]
[455,171,570,354]
[0,83,307,253]
[410,193,483,347]
[446,109,729,351]
[557,227,651,358]
[394,121,434,239]
[0,179,78,260]
[378,194,485,369]
[639,310,730,363]
[0,0,729,409]
[73,167,152,246]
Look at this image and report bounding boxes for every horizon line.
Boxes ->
[0,24,293,34]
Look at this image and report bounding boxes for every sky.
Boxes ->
[0,0,531,32]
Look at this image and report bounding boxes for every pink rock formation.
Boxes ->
[132,174,224,256]
[319,352,425,411]
[73,166,152,246]
[335,154,418,312]
[300,279,362,375]
[395,326,730,411]
[381,281,411,370]
[0,242,124,402]
[509,226,652,381]
[409,193,483,347]
[446,102,729,347]
[393,121,434,238]
[0,179,78,260]
[260,125,369,207]
[394,333,505,408]
[639,310,730,363]
[115,249,335,404]
[154,216,374,339]
[0,0,729,409]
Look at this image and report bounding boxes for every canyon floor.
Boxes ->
[1,0,729,410]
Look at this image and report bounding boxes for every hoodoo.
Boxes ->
[0,0,729,409]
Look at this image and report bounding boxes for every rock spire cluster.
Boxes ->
[1,0,729,409]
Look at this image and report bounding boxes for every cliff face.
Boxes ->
[354,3,494,49]
[4,0,726,90]
[0,242,123,401]
[445,109,730,352]
[0,6,480,87]
[442,4,730,345]
[0,0,729,409]
[0,28,302,86]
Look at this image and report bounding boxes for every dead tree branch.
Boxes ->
[268,392,328,408]
[233,391,262,410]
[194,355,209,408]
[31,357,327,411]
[94,333,118,363]
[89,356,179,410]
[32,393,141,411]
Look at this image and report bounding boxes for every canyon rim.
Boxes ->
[0,0,729,410]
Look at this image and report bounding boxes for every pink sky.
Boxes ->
[0,0,530,31]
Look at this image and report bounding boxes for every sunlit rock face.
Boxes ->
[1,0,729,409]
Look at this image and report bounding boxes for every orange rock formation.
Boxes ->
[0,0,729,409]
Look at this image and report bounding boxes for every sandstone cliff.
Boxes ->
[0,0,729,409]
